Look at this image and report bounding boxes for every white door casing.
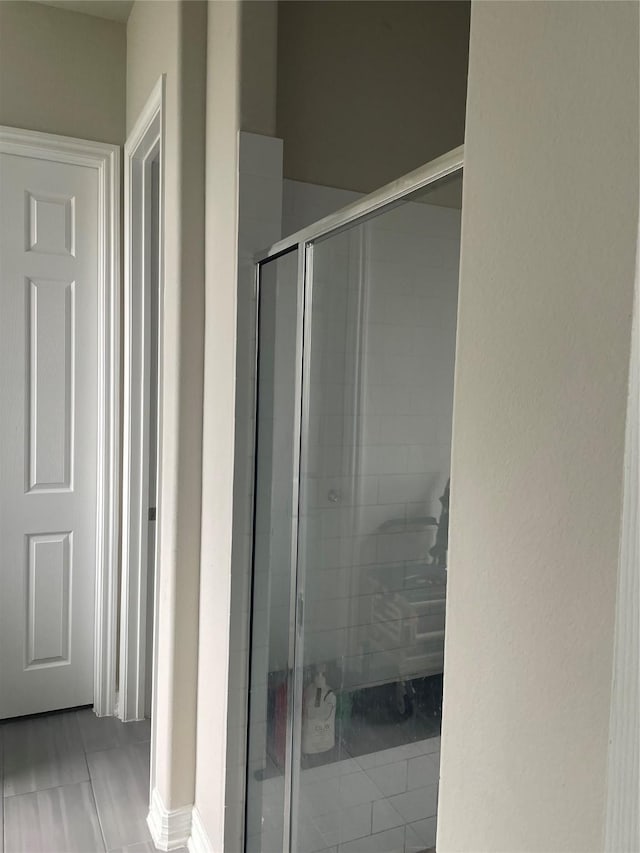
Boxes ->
[120,77,164,723]
[0,127,119,719]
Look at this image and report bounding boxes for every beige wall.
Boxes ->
[0,0,125,144]
[240,0,278,136]
[126,0,206,814]
[194,1,242,847]
[276,0,470,194]
[127,0,174,135]
[195,2,285,847]
[438,2,639,852]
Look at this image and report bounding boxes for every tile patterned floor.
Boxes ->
[1,711,439,853]
[0,709,183,853]
[247,736,441,853]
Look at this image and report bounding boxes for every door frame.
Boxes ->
[119,77,165,722]
[0,125,120,717]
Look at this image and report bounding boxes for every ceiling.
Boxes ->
[35,0,133,24]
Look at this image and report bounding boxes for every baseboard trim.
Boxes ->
[147,787,193,851]
[187,806,215,853]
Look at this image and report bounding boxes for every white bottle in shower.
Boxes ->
[302,669,336,754]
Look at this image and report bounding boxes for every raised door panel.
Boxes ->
[27,277,75,492]
[27,191,76,257]
[26,532,72,668]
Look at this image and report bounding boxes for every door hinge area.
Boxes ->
[148,507,157,522]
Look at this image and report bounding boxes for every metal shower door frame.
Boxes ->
[246,144,464,853]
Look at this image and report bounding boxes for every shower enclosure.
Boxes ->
[245,148,463,853]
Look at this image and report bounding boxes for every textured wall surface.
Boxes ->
[438,2,639,851]
[194,2,242,849]
[277,0,470,194]
[126,0,206,815]
[0,1,125,144]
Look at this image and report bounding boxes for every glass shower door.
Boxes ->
[293,178,461,853]
[244,156,463,853]
[245,248,300,853]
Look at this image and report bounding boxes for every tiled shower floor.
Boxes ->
[248,735,440,853]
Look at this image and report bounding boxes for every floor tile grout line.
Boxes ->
[75,709,152,758]
[80,739,152,759]
[2,777,92,802]
[86,737,155,851]
[0,712,153,853]
[87,766,109,853]
[2,721,92,801]
[75,709,91,757]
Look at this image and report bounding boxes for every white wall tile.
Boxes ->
[246,827,283,853]
[300,777,344,819]
[364,761,408,797]
[339,771,385,808]
[313,802,373,847]
[407,754,440,790]
[360,445,409,477]
[339,827,405,853]
[405,816,437,851]
[297,817,332,853]
[302,757,360,783]
[355,744,411,771]
[371,798,406,834]
[377,473,432,505]
[388,784,438,823]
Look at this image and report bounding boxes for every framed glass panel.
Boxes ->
[292,172,462,853]
[245,248,300,853]
[244,158,463,853]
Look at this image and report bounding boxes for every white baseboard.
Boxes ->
[188,806,215,853]
[147,787,193,851]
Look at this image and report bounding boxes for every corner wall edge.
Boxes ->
[147,787,192,852]
[187,806,215,853]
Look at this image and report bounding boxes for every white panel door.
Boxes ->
[0,151,99,718]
